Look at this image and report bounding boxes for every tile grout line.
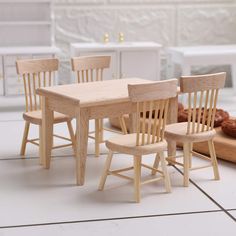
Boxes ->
[0,153,108,161]
[173,166,236,222]
[0,209,225,230]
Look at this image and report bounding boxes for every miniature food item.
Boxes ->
[221,119,236,138]
[178,108,229,127]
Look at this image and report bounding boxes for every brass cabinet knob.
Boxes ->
[119,32,124,43]
[103,33,109,43]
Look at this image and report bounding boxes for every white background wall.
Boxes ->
[53,0,236,84]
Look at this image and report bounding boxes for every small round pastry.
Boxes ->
[178,109,188,122]
[178,102,184,111]
[212,109,229,127]
[221,119,236,138]
[177,108,229,127]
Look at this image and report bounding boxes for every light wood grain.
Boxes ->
[99,79,177,202]
[72,55,128,157]
[16,58,75,159]
[38,78,179,186]
[180,72,226,93]
[165,72,226,186]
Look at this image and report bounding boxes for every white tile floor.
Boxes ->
[0,89,236,235]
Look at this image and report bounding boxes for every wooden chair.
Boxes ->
[98,79,178,202]
[16,58,76,163]
[165,72,226,187]
[71,55,127,157]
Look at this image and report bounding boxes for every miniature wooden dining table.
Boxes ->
[37,78,178,186]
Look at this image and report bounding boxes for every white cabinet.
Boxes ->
[0,47,60,96]
[70,42,162,82]
[0,0,60,96]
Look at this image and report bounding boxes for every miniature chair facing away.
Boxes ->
[16,58,76,163]
[98,79,178,203]
[165,72,226,187]
[71,55,127,157]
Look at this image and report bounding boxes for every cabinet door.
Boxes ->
[73,51,117,81]
[120,51,160,81]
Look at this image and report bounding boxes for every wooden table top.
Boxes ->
[37,78,153,108]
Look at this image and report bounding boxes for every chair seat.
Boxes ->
[23,110,71,125]
[106,133,167,156]
[165,122,216,143]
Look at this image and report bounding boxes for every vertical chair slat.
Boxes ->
[38,72,42,109]
[156,100,164,142]
[90,69,93,82]
[49,71,52,86]
[191,92,197,134]
[43,71,46,87]
[96,69,99,81]
[86,70,89,82]
[81,70,85,83]
[201,90,209,132]
[147,101,153,144]
[77,71,80,83]
[196,91,204,133]
[23,74,29,112]
[206,89,215,131]
[141,102,146,145]
[100,69,104,82]
[142,102,146,145]
[38,72,41,88]
[151,101,160,144]
[136,102,140,146]
[32,73,37,110]
[161,99,169,141]
[27,73,33,111]
[211,89,219,129]
[187,93,192,134]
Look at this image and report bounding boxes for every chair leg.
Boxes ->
[119,116,128,134]
[189,142,193,168]
[99,119,103,142]
[167,140,176,165]
[159,151,171,193]
[183,142,190,187]
[133,156,142,203]
[208,140,220,180]
[20,121,30,157]
[39,125,43,165]
[95,119,100,157]
[98,150,113,190]
[151,153,160,175]
[67,121,76,155]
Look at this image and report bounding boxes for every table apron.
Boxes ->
[88,102,135,119]
[47,97,79,117]
[47,98,136,119]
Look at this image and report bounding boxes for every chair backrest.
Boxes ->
[180,72,226,134]
[71,55,110,83]
[16,58,59,112]
[128,79,178,146]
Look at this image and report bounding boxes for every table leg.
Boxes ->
[167,95,178,158]
[76,107,89,186]
[42,97,53,169]
[129,113,137,133]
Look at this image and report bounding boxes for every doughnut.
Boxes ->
[221,119,236,138]
[177,108,229,127]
